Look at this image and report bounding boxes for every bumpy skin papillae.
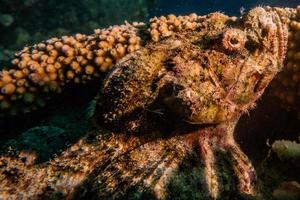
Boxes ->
[0,6,296,200]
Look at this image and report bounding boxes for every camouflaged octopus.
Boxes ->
[0,5,298,200]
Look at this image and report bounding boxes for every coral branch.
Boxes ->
[0,22,144,115]
[0,13,205,116]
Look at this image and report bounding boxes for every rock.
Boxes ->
[272,140,300,164]
[273,181,300,200]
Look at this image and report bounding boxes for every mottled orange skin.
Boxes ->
[100,7,290,199]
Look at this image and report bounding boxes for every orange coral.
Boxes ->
[149,13,202,42]
[0,14,209,116]
[0,22,144,115]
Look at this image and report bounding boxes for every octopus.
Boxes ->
[0,5,299,200]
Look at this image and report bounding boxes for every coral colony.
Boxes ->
[0,5,300,200]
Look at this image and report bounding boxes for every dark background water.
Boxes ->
[149,0,300,16]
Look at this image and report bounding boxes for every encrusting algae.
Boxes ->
[1,5,300,200]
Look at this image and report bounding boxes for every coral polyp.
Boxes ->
[149,13,201,41]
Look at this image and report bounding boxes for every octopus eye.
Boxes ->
[222,28,246,52]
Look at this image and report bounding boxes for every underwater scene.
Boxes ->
[0,0,300,199]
